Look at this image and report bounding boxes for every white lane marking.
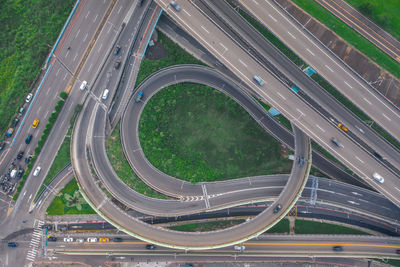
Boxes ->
[63,72,68,80]
[287,31,296,39]
[117,5,122,14]
[347,200,359,205]
[355,156,364,163]
[306,48,314,56]
[83,33,88,42]
[37,106,42,114]
[56,68,60,76]
[75,29,80,39]
[88,63,93,72]
[238,59,247,67]
[382,113,392,121]
[252,0,259,5]
[23,191,26,196]
[276,91,286,100]
[183,9,191,17]
[325,64,333,72]
[200,25,209,34]
[93,14,98,23]
[344,81,353,88]
[220,42,228,51]
[363,97,371,105]
[396,187,400,192]
[296,108,304,116]
[46,87,51,96]
[268,14,277,22]
[73,53,78,62]
[97,43,103,53]
[85,10,90,19]
[316,124,325,132]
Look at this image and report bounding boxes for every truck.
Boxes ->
[135,92,143,103]
[6,127,14,137]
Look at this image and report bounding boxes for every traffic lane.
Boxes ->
[159,0,400,206]
[240,0,400,140]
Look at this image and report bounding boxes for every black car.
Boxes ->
[0,141,5,151]
[47,236,57,242]
[396,249,400,255]
[273,204,282,214]
[12,118,19,127]
[113,238,122,242]
[114,61,121,69]
[146,244,156,250]
[114,45,121,55]
[373,152,383,160]
[17,151,24,160]
[137,0,144,6]
[25,155,32,164]
[17,169,24,179]
[333,246,343,252]
[25,135,32,144]
[41,225,52,230]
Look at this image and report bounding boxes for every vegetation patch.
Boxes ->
[169,219,245,232]
[139,83,292,183]
[294,219,370,235]
[0,0,75,134]
[46,178,96,215]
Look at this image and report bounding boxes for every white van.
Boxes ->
[102,89,109,100]
[80,81,87,91]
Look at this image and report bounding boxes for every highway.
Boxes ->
[315,0,400,62]
[237,0,400,142]
[155,0,400,207]
[196,0,400,178]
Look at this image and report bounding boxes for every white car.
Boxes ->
[64,237,73,243]
[373,172,384,183]
[33,166,41,176]
[102,89,109,100]
[76,238,84,243]
[80,80,87,91]
[25,93,33,103]
[234,245,245,251]
[87,237,98,243]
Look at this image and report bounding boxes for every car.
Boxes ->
[17,169,24,179]
[372,172,384,183]
[80,80,88,91]
[332,246,343,252]
[114,45,121,55]
[32,119,39,129]
[99,237,109,243]
[47,236,57,242]
[41,225,52,230]
[253,75,265,86]
[87,237,98,243]
[170,1,181,11]
[63,237,73,243]
[18,107,25,116]
[113,238,122,242]
[146,244,156,250]
[25,135,32,144]
[373,152,383,160]
[76,238,84,243]
[25,155,32,164]
[102,89,109,100]
[12,118,19,127]
[234,245,245,251]
[33,166,41,176]
[26,93,33,103]
[135,92,143,103]
[330,138,342,147]
[0,141,5,151]
[396,249,400,255]
[337,123,348,132]
[7,242,18,247]
[273,204,282,214]
[114,61,121,69]
[17,151,24,160]
[137,0,144,6]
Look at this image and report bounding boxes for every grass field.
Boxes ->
[105,124,167,199]
[346,0,400,41]
[46,178,95,215]
[0,0,75,134]
[169,219,245,232]
[294,219,369,235]
[291,0,400,79]
[139,83,292,183]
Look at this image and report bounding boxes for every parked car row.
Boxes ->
[60,237,123,243]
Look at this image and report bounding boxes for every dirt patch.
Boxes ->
[275,0,400,106]
[144,41,167,61]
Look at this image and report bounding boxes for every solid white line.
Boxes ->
[287,31,296,39]
[200,25,209,34]
[355,156,364,164]
[363,97,371,105]
[238,59,247,67]
[183,9,191,17]
[268,14,277,22]
[75,29,80,39]
[382,113,392,121]
[276,91,286,100]
[344,81,353,88]
[324,64,333,72]
[316,124,325,132]
[306,48,315,56]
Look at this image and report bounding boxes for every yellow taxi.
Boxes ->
[99,237,109,243]
[32,119,39,129]
[338,123,348,132]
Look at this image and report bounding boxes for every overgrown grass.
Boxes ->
[0,0,75,135]
[346,0,400,41]
[294,219,370,235]
[105,123,167,199]
[46,178,95,215]
[139,83,292,184]
[169,219,245,232]
[291,0,400,79]
[135,31,203,86]
[265,218,290,234]
[35,127,71,200]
